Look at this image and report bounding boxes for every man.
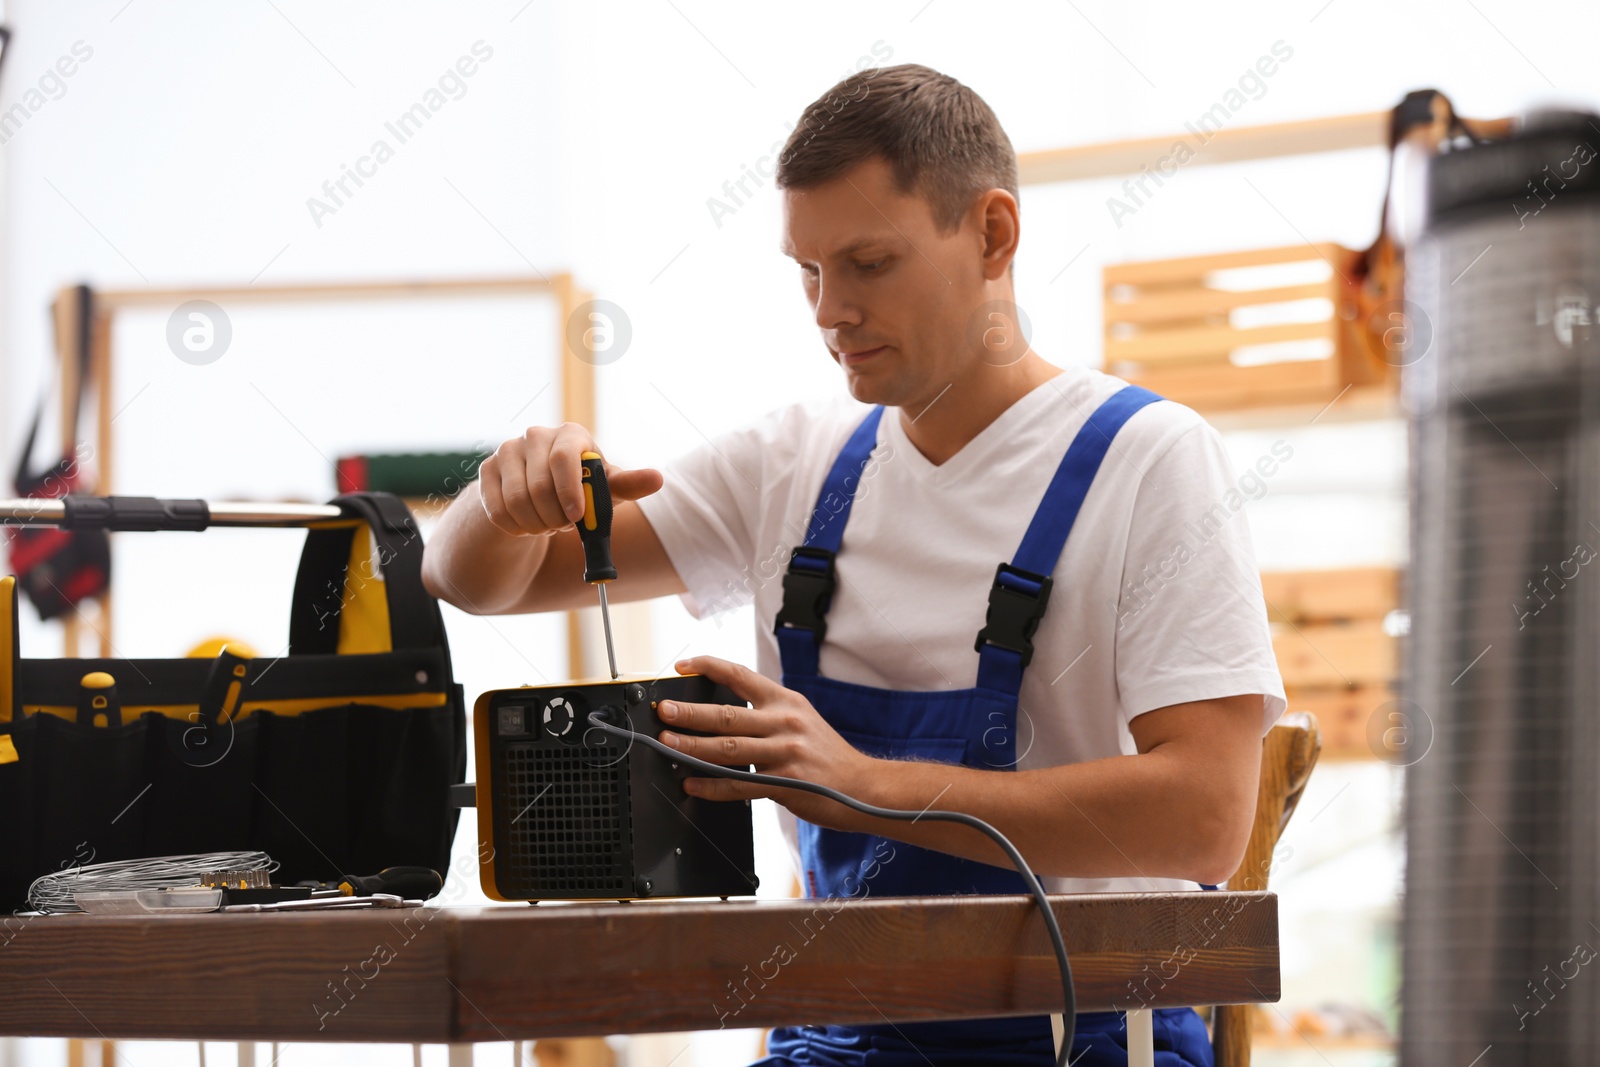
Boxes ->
[423,63,1285,1067]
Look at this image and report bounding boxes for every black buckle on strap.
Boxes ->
[775,546,837,642]
[974,563,1054,666]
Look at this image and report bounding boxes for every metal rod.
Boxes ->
[597,584,619,680]
[0,499,346,527]
[203,502,347,525]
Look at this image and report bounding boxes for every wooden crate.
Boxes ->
[1262,567,1400,760]
[1104,244,1397,413]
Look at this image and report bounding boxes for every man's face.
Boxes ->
[781,157,993,409]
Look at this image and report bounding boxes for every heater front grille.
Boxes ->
[501,743,631,897]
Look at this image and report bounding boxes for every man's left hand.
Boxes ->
[657,655,873,829]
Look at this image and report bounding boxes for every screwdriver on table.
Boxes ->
[577,450,620,679]
[336,865,444,899]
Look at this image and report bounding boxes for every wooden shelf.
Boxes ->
[1201,385,1400,431]
[1265,567,1402,761]
[1103,243,1398,418]
[1017,111,1391,186]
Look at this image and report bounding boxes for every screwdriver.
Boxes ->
[577,450,620,679]
[336,865,444,899]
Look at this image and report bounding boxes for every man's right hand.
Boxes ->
[478,422,664,537]
[423,422,682,616]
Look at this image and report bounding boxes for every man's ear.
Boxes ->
[975,188,1021,281]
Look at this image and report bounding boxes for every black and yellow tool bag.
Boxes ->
[0,492,466,911]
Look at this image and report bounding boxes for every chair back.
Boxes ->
[1211,711,1322,1067]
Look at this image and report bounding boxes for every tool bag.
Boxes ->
[0,492,466,911]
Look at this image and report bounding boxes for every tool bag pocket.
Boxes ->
[0,492,466,911]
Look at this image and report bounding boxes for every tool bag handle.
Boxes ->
[0,492,449,658]
[0,496,343,529]
[288,492,447,657]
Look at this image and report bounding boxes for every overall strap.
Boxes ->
[974,384,1164,694]
[775,406,886,677]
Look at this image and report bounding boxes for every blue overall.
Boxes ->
[752,385,1214,1067]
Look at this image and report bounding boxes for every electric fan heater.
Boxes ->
[474,674,758,901]
[1404,109,1600,1063]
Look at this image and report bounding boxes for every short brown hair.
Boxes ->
[776,63,1019,234]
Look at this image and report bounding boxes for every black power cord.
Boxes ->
[585,712,1076,1066]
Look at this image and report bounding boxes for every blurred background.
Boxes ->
[0,0,1592,1064]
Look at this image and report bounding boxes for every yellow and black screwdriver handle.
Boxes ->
[578,451,618,583]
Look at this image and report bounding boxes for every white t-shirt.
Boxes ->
[636,365,1287,894]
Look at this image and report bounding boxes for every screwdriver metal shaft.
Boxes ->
[577,450,621,679]
[597,583,619,680]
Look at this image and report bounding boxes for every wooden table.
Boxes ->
[0,892,1278,1043]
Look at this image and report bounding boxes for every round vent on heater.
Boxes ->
[542,696,576,739]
